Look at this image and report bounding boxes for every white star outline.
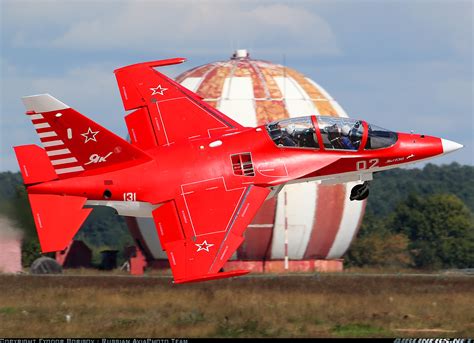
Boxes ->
[150,84,168,96]
[81,127,99,143]
[195,240,214,253]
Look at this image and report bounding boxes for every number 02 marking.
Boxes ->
[123,192,136,201]
[356,158,379,171]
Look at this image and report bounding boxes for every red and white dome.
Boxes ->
[129,50,365,262]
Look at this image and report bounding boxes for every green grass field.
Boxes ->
[0,272,472,338]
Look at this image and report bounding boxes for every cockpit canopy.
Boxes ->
[266,117,319,149]
[266,116,398,151]
[317,116,364,150]
[365,124,398,150]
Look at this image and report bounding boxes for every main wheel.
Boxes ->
[350,183,370,201]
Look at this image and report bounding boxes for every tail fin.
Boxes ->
[21,94,151,178]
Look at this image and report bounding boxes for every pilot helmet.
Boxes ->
[341,124,351,136]
[286,123,296,135]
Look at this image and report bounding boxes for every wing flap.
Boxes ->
[125,107,158,150]
[152,201,185,249]
[208,185,271,274]
[152,184,270,283]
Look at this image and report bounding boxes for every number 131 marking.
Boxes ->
[123,192,136,201]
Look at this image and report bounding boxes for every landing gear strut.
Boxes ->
[350,181,370,201]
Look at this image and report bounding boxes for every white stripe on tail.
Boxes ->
[22,94,151,178]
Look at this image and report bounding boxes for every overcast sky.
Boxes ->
[1,0,472,171]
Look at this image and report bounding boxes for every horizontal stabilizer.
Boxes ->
[14,145,58,185]
[28,194,92,252]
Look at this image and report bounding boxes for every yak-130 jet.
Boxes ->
[14,58,462,283]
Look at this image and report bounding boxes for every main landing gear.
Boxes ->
[350,181,370,201]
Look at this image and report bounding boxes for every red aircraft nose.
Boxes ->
[396,133,462,163]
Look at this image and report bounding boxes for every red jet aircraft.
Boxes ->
[14,58,463,283]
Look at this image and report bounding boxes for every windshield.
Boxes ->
[317,116,364,150]
[365,124,398,149]
[266,117,319,148]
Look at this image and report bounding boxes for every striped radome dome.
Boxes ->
[129,50,366,262]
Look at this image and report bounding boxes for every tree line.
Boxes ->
[345,163,473,269]
[0,162,472,269]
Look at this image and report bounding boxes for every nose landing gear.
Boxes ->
[350,181,370,201]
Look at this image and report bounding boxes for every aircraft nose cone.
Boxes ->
[441,139,463,154]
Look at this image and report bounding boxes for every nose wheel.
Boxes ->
[350,181,370,201]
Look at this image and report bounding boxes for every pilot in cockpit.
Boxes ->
[340,123,362,150]
[280,123,297,146]
[269,121,318,148]
[340,125,355,149]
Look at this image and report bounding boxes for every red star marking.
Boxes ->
[81,127,99,143]
[150,84,168,96]
[195,240,214,253]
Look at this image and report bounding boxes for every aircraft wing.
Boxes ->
[114,58,244,149]
[153,180,270,283]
